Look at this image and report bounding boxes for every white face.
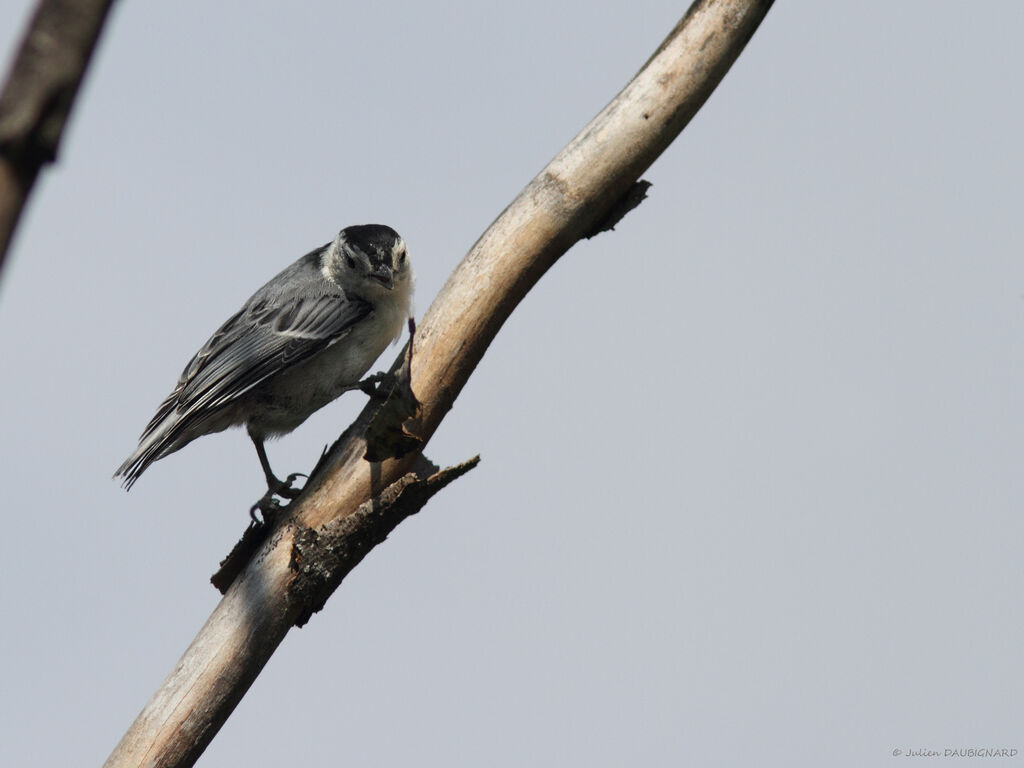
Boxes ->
[391,238,409,274]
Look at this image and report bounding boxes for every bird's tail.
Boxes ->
[113,395,182,490]
[114,441,158,490]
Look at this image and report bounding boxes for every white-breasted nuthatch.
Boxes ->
[115,224,412,504]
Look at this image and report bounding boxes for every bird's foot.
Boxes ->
[249,493,281,526]
[358,371,393,400]
[273,472,306,499]
[249,472,307,525]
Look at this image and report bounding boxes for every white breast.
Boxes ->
[250,270,413,436]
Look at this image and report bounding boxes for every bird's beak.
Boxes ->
[370,264,394,290]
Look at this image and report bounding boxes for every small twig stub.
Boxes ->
[289,456,480,626]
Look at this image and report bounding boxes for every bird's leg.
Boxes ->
[250,433,305,500]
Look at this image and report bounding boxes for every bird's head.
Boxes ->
[326,224,411,300]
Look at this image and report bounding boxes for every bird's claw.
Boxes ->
[274,472,306,499]
[250,472,307,525]
[358,371,392,400]
[249,493,281,526]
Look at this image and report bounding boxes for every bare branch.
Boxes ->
[0,0,117,277]
[104,2,775,765]
[106,456,479,768]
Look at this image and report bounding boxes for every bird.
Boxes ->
[115,224,413,509]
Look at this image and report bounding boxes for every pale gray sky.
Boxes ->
[1,2,1021,766]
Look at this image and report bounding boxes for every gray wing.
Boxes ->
[117,290,370,487]
[152,291,371,434]
[181,293,369,412]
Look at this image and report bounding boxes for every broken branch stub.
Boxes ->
[289,455,479,626]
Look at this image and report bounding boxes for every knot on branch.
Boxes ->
[583,180,652,238]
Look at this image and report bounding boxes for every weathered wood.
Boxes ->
[104,2,775,766]
[105,456,478,767]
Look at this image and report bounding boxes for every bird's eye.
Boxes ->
[345,256,356,269]
[397,250,406,265]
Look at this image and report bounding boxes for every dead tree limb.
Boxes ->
[104,2,775,766]
[0,0,117,277]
